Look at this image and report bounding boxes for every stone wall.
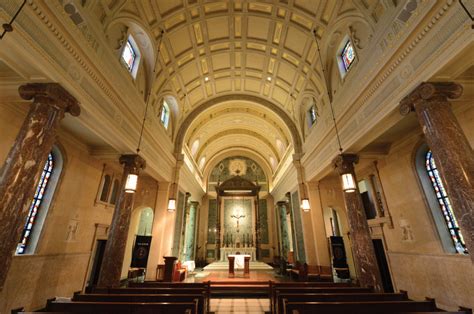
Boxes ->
[0,102,116,311]
[373,101,474,310]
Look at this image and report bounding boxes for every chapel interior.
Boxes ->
[0,0,473,313]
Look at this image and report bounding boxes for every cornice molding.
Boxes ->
[302,0,468,181]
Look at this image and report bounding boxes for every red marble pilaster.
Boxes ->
[0,83,80,289]
[333,154,383,292]
[400,82,473,260]
[97,154,146,287]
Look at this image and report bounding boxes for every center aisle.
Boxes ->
[210,298,270,314]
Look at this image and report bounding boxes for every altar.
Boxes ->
[220,247,256,262]
[228,254,251,278]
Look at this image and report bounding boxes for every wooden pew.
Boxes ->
[269,282,370,314]
[46,299,199,314]
[128,281,209,288]
[72,292,207,314]
[282,300,439,314]
[93,287,205,295]
[274,292,408,314]
[91,287,209,312]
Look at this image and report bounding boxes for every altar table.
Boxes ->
[228,254,250,278]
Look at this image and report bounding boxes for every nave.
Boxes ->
[0,0,473,313]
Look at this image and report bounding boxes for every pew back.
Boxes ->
[282,300,438,314]
[275,292,408,314]
[73,293,206,314]
[47,299,198,314]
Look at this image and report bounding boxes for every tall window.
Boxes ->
[17,153,54,254]
[120,35,140,78]
[341,39,355,72]
[425,150,467,254]
[308,105,318,126]
[161,100,170,129]
[121,40,136,72]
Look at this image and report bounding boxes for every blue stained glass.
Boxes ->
[16,153,54,254]
[425,150,467,254]
[341,40,356,72]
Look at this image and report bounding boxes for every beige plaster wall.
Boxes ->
[0,103,113,312]
[318,177,357,279]
[121,177,159,279]
[374,101,474,310]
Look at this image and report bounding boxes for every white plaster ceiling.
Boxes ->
[184,100,291,173]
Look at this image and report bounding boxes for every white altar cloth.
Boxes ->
[228,254,250,269]
[182,261,195,272]
[220,247,256,262]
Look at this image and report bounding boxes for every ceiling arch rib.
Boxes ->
[180,96,297,178]
[176,94,302,156]
[196,129,281,163]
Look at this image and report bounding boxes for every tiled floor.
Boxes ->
[210,298,270,313]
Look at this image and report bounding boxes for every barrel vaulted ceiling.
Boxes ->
[82,0,384,175]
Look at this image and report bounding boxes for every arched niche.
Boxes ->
[104,17,156,100]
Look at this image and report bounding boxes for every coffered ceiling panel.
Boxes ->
[206,17,229,40]
[247,16,271,40]
[90,0,382,174]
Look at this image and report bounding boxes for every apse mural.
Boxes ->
[209,156,267,191]
[223,198,253,247]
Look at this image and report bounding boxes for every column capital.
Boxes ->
[119,154,146,171]
[333,153,359,175]
[399,82,463,115]
[19,83,81,116]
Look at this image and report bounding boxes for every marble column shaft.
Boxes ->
[97,154,146,287]
[0,83,80,289]
[334,154,383,292]
[400,82,473,260]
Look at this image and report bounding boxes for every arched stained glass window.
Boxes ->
[161,100,170,130]
[17,153,54,254]
[341,40,355,72]
[425,150,467,254]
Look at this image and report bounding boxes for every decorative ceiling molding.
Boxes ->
[174,94,303,155]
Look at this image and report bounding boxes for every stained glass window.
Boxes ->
[341,40,355,72]
[425,150,467,254]
[161,100,170,129]
[121,40,136,72]
[309,105,318,126]
[17,153,54,254]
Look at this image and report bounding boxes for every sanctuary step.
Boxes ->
[203,261,273,271]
